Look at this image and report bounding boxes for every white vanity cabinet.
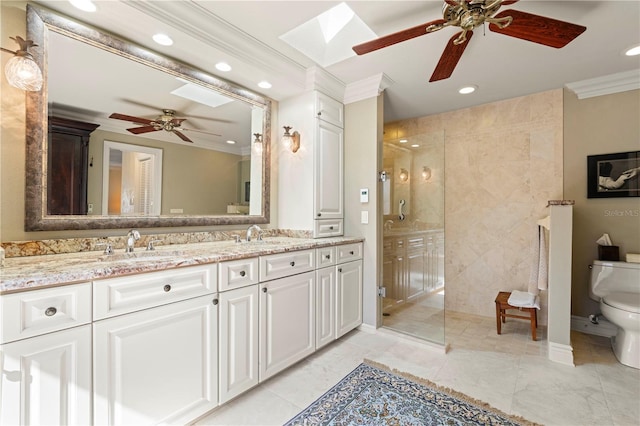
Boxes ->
[92,264,218,426]
[278,90,344,237]
[218,273,259,404]
[0,283,92,426]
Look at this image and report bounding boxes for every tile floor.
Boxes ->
[194,311,640,426]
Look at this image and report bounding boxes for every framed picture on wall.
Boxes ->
[587,151,640,198]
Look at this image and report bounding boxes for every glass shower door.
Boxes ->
[380,129,445,345]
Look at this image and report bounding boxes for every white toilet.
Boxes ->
[589,260,640,369]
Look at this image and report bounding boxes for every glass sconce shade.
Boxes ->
[2,36,43,91]
[253,133,263,154]
[399,168,409,182]
[282,126,300,153]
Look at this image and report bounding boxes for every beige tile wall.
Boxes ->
[385,89,564,323]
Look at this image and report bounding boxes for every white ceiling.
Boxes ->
[34,0,640,124]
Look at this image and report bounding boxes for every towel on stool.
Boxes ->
[508,290,540,309]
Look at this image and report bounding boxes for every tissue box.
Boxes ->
[598,245,619,261]
[626,253,640,263]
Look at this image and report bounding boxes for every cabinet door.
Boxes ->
[314,92,344,128]
[336,260,363,338]
[314,120,343,220]
[93,294,218,425]
[0,325,92,426]
[259,272,315,381]
[406,250,426,301]
[219,285,259,404]
[316,267,336,349]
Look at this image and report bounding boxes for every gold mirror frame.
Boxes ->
[25,5,271,231]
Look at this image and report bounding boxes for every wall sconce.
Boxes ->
[421,166,432,181]
[282,126,300,153]
[0,36,43,91]
[253,133,263,154]
[399,168,409,182]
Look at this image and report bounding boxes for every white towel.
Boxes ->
[528,225,548,294]
[508,290,541,309]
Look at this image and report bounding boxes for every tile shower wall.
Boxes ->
[385,89,563,324]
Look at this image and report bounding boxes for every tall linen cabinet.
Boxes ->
[278,91,344,237]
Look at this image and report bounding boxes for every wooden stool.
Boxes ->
[495,291,538,341]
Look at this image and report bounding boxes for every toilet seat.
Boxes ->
[603,292,640,313]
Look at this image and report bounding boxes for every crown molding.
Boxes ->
[123,1,308,95]
[343,73,395,105]
[565,69,640,99]
[305,66,346,101]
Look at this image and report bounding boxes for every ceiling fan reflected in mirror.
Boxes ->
[109,109,222,143]
[352,0,587,82]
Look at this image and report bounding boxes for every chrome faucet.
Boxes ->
[125,229,141,253]
[246,224,263,242]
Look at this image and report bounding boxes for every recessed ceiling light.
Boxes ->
[258,81,272,89]
[226,140,236,145]
[399,139,408,144]
[68,0,96,12]
[215,62,232,72]
[152,34,173,46]
[625,44,640,56]
[411,144,420,148]
[458,85,477,95]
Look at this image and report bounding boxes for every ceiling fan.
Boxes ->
[109,109,221,143]
[353,0,587,82]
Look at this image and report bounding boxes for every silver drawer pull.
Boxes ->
[349,251,354,255]
[329,226,334,230]
[45,307,57,317]
[212,299,219,305]
[163,284,172,292]
[325,254,331,259]
[338,268,342,273]
[290,261,295,267]
[239,271,246,277]
[262,287,267,293]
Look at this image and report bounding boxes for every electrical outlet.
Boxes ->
[87,203,93,213]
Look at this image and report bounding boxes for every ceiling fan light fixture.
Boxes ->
[226,140,236,145]
[399,139,408,144]
[458,85,477,94]
[215,62,232,72]
[152,34,173,46]
[624,44,640,56]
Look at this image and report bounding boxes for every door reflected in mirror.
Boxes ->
[102,141,163,216]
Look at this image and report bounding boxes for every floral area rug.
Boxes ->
[284,360,538,426]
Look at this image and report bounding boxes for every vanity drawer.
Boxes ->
[316,246,336,268]
[336,243,363,264]
[0,282,92,344]
[219,257,259,291]
[314,219,343,238]
[93,263,217,320]
[259,249,315,282]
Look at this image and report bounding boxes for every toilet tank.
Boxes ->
[589,260,640,301]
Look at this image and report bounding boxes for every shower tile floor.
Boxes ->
[382,290,445,343]
[194,311,640,426]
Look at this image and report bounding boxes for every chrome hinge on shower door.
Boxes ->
[378,287,386,298]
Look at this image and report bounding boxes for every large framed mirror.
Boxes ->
[25,4,271,231]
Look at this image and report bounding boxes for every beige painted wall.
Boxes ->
[344,95,384,327]
[564,88,640,318]
[386,90,564,323]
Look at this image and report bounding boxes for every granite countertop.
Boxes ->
[0,236,363,294]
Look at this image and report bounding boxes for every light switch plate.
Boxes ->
[361,210,369,224]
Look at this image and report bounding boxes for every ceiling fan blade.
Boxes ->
[109,113,153,125]
[182,128,222,137]
[429,31,473,82]
[172,130,193,143]
[126,126,159,135]
[353,19,447,55]
[489,9,586,48]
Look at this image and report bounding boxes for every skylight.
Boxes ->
[171,78,234,109]
[279,2,376,68]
